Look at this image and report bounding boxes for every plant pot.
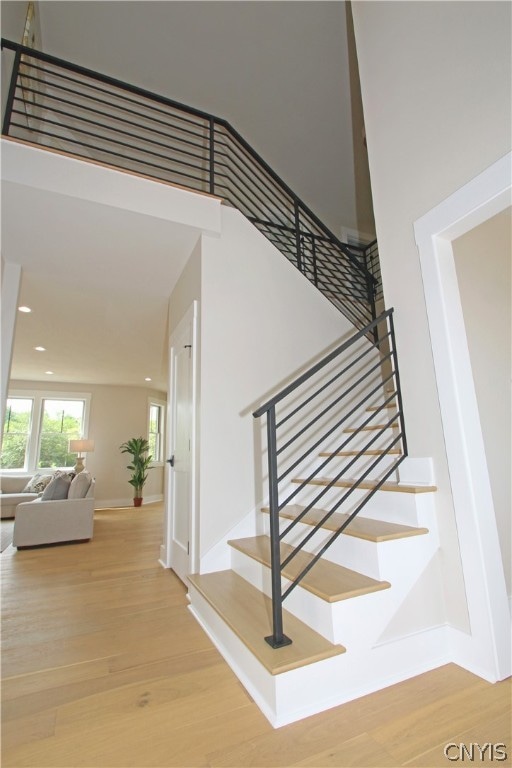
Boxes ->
[133,497,143,507]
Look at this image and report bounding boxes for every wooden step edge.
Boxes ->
[319,449,402,457]
[344,424,398,433]
[188,570,346,675]
[228,536,391,603]
[291,477,437,494]
[261,506,429,542]
[367,405,397,411]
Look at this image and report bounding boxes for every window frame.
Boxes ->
[147,398,166,467]
[2,389,91,473]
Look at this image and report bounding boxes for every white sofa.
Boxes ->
[0,475,39,519]
[13,479,95,548]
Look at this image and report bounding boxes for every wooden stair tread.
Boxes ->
[319,449,402,457]
[228,535,390,602]
[263,505,428,542]
[292,477,437,494]
[367,404,397,411]
[344,423,398,432]
[188,570,345,675]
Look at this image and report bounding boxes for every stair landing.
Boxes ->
[188,570,345,675]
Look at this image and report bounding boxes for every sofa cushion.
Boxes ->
[22,473,54,494]
[68,471,92,499]
[0,475,34,494]
[41,474,71,501]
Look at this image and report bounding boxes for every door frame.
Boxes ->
[161,300,199,575]
[414,152,511,681]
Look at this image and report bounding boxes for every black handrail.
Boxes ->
[253,308,407,648]
[1,38,381,335]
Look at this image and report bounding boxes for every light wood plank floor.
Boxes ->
[2,503,510,767]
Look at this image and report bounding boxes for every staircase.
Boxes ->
[1,39,443,727]
[188,312,441,727]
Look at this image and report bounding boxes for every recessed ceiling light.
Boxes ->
[18,306,32,313]
[45,370,54,375]
[34,346,46,352]
[145,377,152,382]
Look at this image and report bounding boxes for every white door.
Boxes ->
[166,303,197,583]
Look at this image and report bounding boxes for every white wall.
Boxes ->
[352,0,511,629]
[9,379,166,507]
[197,207,358,558]
[452,208,511,596]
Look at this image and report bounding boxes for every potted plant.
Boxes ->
[120,437,153,507]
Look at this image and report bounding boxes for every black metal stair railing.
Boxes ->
[253,309,407,648]
[1,38,379,336]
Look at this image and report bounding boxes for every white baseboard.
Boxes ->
[94,494,163,509]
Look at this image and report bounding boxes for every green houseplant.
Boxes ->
[120,437,153,507]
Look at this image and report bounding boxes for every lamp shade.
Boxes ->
[69,439,95,454]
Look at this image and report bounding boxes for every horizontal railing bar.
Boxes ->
[247,216,339,245]
[19,75,209,142]
[14,93,208,157]
[279,402,401,520]
[12,105,208,170]
[10,113,208,178]
[276,343,375,430]
[281,448,406,596]
[280,433,403,573]
[8,121,208,186]
[214,161,293,230]
[280,430,402,541]
[2,38,216,121]
[275,351,393,456]
[215,157,293,216]
[254,310,393,418]
[277,395,398,494]
[20,59,209,131]
[280,428,403,562]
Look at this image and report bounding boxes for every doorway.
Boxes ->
[414,152,511,681]
[164,301,198,583]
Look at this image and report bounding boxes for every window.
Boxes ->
[38,399,85,469]
[148,400,165,464]
[1,391,90,471]
[1,398,34,469]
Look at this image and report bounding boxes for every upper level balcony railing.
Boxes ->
[2,38,381,337]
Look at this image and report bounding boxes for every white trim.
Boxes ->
[414,152,511,681]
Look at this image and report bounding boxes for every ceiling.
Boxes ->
[3,179,200,391]
[2,0,370,394]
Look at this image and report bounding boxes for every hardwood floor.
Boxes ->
[2,503,510,767]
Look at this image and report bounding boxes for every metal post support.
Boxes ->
[311,235,318,287]
[294,199,303,273]
[2,47,21,136]
[388,310,408,457]
[264,406,292,648]
[209,117,215,195]
[366,270,378,345]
